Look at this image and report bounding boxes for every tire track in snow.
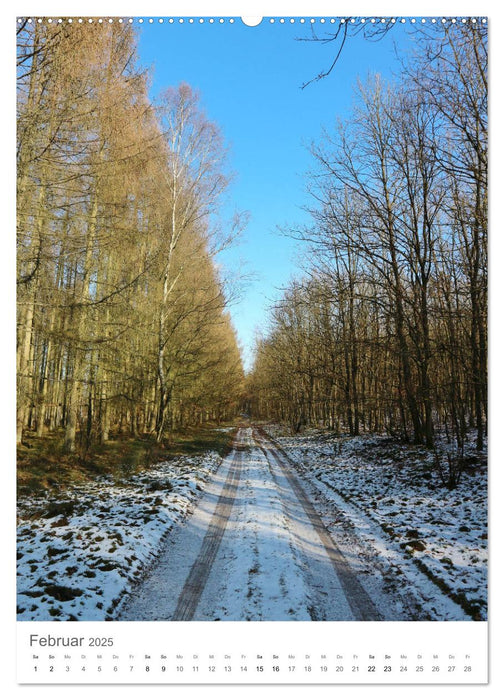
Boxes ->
[254,428,381,621]
[171,446,243,620]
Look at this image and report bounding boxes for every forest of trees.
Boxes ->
[16,20,245,453]
[248,23,487,452]
[17,20,488,461]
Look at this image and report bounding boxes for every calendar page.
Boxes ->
[14,1,490,690]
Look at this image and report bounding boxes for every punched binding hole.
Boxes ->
[241,17,263,26]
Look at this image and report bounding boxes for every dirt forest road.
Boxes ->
[118,426,412,622]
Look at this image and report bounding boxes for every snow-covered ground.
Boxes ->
[16,452,222,621]
[269,428,487,621]
[17,426,487,623]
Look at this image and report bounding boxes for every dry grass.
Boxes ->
[17,424,237,495]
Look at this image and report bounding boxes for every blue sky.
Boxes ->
[136,18,415,371]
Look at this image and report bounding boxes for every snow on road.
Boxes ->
[120,427,331,620]
[119,428,419,621]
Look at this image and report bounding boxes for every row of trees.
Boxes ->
[17,21,245,452]
[249,23,487,451]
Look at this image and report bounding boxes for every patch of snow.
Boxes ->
[270,429,487,621]
[16,452,222,621]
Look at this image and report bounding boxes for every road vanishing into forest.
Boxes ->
[118,427,402,622]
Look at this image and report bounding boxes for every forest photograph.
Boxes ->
[16,16,487,624]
